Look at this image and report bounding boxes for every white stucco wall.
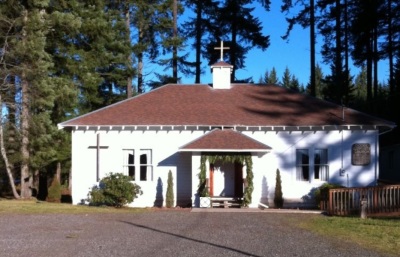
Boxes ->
[71,129,206,207]
[71,128,379,208]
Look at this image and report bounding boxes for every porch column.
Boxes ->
[243,163,247,194]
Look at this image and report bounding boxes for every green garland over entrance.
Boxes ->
[198,153,253,207]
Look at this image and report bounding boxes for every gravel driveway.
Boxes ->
[0,210,391,257]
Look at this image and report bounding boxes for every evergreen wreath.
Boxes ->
[198,153,253,207]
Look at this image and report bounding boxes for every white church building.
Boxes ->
[59,57,395,208]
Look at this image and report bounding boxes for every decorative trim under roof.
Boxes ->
[179,129,272,153]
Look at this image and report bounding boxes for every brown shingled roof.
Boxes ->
[179,129,272,152]
[59,84,395,128]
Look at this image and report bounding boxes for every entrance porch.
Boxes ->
[207,161,244,208]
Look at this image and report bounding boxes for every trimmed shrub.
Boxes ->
[87,173,142,207]
[166,170,174,208]
[314,183,345,208]
[274,169,284,208]
[47,176,62,203]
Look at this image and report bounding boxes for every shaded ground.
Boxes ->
[0,210,392,257]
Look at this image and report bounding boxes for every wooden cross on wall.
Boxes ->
[214,41,230,61]
[88,133,109,182]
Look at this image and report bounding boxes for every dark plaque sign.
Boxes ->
[352,143,371,166]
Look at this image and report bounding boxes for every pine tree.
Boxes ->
[1,1,57,198]
[282,67,291,88]
[183,0,219,83]
[274,169,284,208]
[157,0,190,84]
[127,0,161,93]
[282,0,317,97]
[290,75,300,92]
[268,67,279,84]
[166,170,174,208]
[204,0,270,81]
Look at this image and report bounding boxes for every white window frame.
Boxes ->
[296,148,329,182]
[123,149,136,180]
[122,148,153,182]
[314,149,329,181]
[139,149,153,181]
[296,149,310,181]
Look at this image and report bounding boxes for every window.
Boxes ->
[314,149,328,181]
[296,149,309,181]
[296,149,329,182]
[123,149,135,180]
[139,149,152,181]
[123,149,153,181]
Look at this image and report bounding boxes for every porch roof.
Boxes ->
[179,129,272,153]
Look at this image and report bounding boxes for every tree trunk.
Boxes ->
[344,0,349,76]
[387,0,394,95]
[194,1,202,84]
[172,0,178,82]
[20,9,32,199]
[20,73,31,198]
[309,0,316,97]
[387,0,395,96]
[125,6,133,98]
[56,162,61,183]
[137,24,144,93]
[366,36,373,107]
[230,2,238,82]
[373,27,378,100]
[335,0,343,100]
[0,94,20,199]
[68,167,72,192]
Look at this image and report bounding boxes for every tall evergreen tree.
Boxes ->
[0,0,57,198]
[350,0,386,111]
[183,0,219,83]
[268,67,278,84]
[282,0,316,97]
[1,0,132,198]
[157,0,192,84]
[290,74,301,92]
[282,67,291,88]
[130,1,159,94]
[205,0,270,82]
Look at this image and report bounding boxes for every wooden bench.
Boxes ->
[210,197,242,208]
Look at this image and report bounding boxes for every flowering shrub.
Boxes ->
[87,173,142,207]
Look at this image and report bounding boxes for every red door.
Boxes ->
[209,164,214,197]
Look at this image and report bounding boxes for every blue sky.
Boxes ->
[148,1,389,87]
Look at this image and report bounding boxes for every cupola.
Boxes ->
[211,41,233,89]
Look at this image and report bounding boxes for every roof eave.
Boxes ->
[178,149,271,153]
[57,124,395,131]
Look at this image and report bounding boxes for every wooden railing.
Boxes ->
[321,185,400,216]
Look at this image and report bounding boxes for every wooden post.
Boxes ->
[360,196,368,219]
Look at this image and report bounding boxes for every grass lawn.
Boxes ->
[300,215,400,256]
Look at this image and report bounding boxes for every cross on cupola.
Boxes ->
[211,41,233,89]
[214,41,230,62]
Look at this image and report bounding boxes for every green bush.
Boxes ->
[314,183,345,208]
[274,169,284,208]
[47,177,62,203]
[166,170,174,208]
[87,173,142,207]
